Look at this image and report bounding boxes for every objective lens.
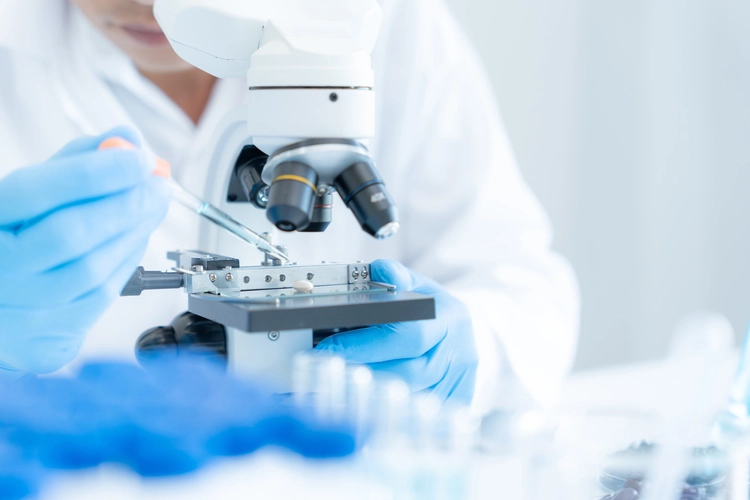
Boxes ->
[300,189,334,233]
[266,162,318,232]
[334,162,399,239]
[375,221,400,240]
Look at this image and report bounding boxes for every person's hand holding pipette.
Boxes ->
[0,126,170,375]
[99,138,289,262]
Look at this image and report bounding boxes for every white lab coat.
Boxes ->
[0,0,579,414]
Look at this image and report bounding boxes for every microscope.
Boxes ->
[124,0,435,391]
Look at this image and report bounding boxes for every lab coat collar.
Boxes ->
[0,0,69,62]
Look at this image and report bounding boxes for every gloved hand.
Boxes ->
[316,260,478,403]
[0,127,171,375]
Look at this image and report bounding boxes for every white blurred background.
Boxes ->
[443,0,750,370]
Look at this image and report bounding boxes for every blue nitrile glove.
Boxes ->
[0,442,41,500]
[0,127,170,375]
[0,356,356,487]
[316,260,478,403]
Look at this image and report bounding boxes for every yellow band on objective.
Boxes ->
[273,175,318,193]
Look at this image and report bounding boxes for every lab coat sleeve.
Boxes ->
[379,0,580,414]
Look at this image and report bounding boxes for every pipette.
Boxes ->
[99,138,290,263]
[167,178,289,262]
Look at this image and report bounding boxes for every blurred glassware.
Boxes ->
[517,408,741,500]
[668,312,735,359]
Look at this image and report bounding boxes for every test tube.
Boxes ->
[411,393,441,451]
[445,407,480,454]
[345,365,374,447]
[291,352,346,422]
[292,352,317,408]
[370,378,411,449]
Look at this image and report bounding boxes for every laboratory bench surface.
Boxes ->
[37,354,741,500]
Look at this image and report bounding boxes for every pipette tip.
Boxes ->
[262,245,291,263]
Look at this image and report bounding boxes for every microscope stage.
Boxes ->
[188,286,435,333]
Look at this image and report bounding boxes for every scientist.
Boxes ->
[0,0,579,414]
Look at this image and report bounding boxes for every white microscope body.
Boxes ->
[149,0,404,389]
[155,0,396,238]
[155,0,379,151]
